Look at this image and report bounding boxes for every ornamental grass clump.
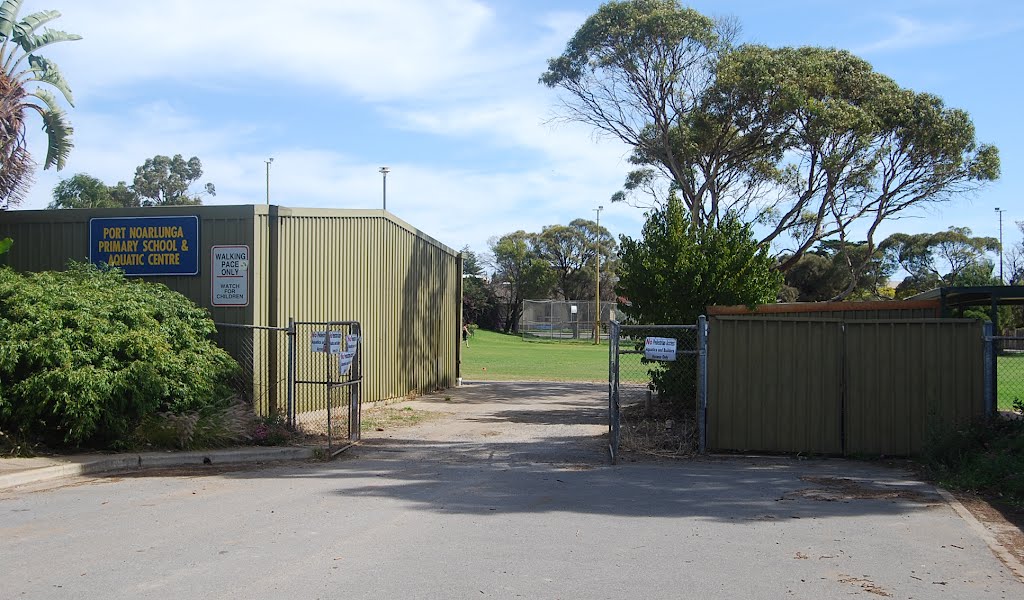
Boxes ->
[0,263,240,448]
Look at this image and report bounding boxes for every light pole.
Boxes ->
[265,158,273,204]
[379,166,390,211]
[594,205,603,344]
[996,207,1006,284]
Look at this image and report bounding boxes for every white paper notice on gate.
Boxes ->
[311,331,343,354]
[644,337,677,361]
[345,334,360,352]
[338,351,356,375]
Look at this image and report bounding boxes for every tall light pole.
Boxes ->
[265,158,273,204]
[379,166,390,211]
[594,205,603,345]
[996,207,1006,284]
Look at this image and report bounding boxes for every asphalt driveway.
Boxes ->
[0,381,1020,599]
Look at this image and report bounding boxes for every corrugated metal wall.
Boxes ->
[0,206,461,406]
[709,319,844,454]
[708,316,984,456]
[271,208,460,403]
[844,320,984,456]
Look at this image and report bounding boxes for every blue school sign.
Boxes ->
[89,216,200,276]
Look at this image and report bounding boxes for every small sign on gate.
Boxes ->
[310,331,343,354]
[338,351,356,375]
[644,336,677,361]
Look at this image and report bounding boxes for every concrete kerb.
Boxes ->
[0,447,315,491]
[935,486,1024,583]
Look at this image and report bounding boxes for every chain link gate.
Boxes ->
[608,317,707,464]
[291,320,363,456]
[215,319,363,457]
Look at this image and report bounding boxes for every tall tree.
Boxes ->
[489,231,555,333]
[533,218,616,301]
[780,241,893,302]
[881,227,999,298]
[49,173,123,208]
[132,154,215,206]
[460,245,485,277]
[0,2,80,208]
[541,1,999,275]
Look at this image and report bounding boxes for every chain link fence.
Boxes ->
[994,335,1024,413]
[213,320,362,455]
[608,320,707,463]
[212,323,290,418]
[521,299,617,342]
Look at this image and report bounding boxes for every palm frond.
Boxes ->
[12,10,60,39]
[28,54,72,105]
[31,88,72,170]
[0,0,24,39]
[17,27,80,55]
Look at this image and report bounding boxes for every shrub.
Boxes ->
[922,416,1024,506]
[133,401,255,450]
[0,263,241,448]
[617,198,781,409]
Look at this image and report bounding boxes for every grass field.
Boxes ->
[461,329,611,382]
[998,354,1024,411]
[462,330,1024,411]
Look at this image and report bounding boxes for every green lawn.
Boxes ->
[998,354,1024,411]
[462,330,1024,411]
[461,329,610,381]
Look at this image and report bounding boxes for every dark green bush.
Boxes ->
[922,415,1024,506]
[0,263,240,448]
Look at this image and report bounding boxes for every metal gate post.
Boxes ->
[326,326,334,454]
[350,322,362,441]
[983,321,995,416]
[287,317,296,429]
[609,320,621,464]
[697,315,708,454]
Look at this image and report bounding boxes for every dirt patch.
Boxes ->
[786,476,928,502]
[837,575,892,597]
[618,402,698,459]
[955,492,1024,572]
[361,405,447,434]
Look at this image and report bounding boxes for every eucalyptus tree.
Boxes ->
[0,1,80,208]
[533,218,616,301]
[881,227,1000,297]
[489,231,555,333]
[132,154,216,206]
[542,0,999,287]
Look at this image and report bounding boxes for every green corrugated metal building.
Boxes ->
[0,205,462,405]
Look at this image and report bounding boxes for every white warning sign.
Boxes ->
[212,245,249,307]
[644,337,677,361]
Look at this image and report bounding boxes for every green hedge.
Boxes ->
[0,263,240,448]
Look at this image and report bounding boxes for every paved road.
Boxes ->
[1,381,1020,599]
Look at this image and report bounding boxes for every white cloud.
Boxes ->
[856,15,1022,54]
[18,0,645,258]
[52,0,508,101]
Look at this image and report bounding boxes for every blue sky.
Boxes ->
[15,0,1024,271]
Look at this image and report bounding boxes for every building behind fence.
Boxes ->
[520,299,618,341]
[0,205,462,423]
